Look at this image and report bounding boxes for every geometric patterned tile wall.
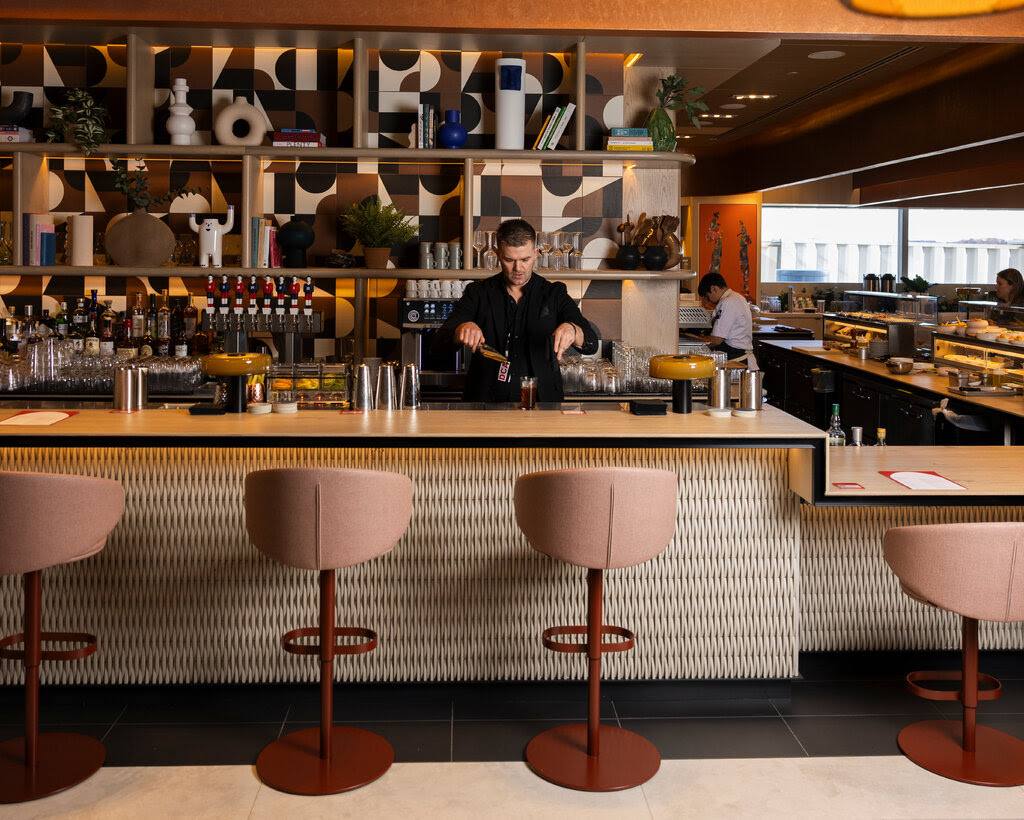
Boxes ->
[0,445,800,684]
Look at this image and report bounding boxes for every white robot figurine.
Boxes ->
[189,205,235,268]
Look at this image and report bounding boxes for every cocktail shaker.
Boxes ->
[709,368,730,409]
[739,369,763,411]
[376,363,398,410]
[354,363,374,410]
[400,363,421,409]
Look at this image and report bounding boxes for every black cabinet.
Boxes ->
[840,374,882,444]
[885,391,937,446]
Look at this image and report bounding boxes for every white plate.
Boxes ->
[705,408,733,418]
[731,408,759,417]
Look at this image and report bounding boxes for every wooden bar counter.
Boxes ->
[0,404,821,686]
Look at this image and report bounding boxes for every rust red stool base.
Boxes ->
[0,732,105,804]
[256,726,393,795]
[898,720,1024,786]
[526,723,660,791]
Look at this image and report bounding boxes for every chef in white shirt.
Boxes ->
[697,272,756,368]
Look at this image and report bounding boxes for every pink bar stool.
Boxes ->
[883,521,1024,786]
[244,467,413,796]
[514,467,678,791]
[0,471,125,804]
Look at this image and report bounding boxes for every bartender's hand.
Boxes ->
[553,322,581,361]
[455,321,485,352]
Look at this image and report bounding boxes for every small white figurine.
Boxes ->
[189,205,235,268]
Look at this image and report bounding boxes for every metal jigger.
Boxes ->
[375,364,398,411]
[354,363,374,410]
[400,363,421,409]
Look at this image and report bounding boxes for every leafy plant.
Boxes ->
[654,75,708,129]
[110,158,203,212]
[340,197,419,248]
[45,88,108,155]
[900,275,933,293]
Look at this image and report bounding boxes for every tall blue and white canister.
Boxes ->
[495,58,527,149]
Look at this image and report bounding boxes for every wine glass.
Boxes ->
[536,231,552,271]
[559,231,573,267]
[570,232,584,270]
[483,230,498,270]
[472,230,486,269]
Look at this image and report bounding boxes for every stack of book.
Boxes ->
[605,128,654,151]
[532,103,576,150]
[417,104,438,149]
[271,129,326,148]
[250,217,282,268]
[22,213,55,265]
[1,125,34,143]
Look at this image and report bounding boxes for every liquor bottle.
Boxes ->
[156,289,172,356]
[55,301,70,337]
[38,308,55,339]
[875,427,888,446]
[849,426,864,446]
[24,305,41,345]
[0,318,7,360]
[131,293,146,343]
[87,289,99,329]
[83,309,100,357]
[172,318,189,358]
[827,403,846,447]
[99,300,116,357]
[116,315,138,359]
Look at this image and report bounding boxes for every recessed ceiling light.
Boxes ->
[732,94,776,101]
[700,113,736,119]
[720,103,746,110]
[808,50,845,60]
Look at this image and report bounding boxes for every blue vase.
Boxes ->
[437,110,468,149]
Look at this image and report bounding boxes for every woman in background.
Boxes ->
[995,268,1024,306]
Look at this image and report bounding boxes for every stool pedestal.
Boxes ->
[526,569,660,791]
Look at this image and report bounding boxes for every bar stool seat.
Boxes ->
[245,467,412,796]
[514,467,678,791]
[0,470,125,804]
[884,521,1024,787]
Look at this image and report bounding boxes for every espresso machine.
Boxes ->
[399,298,465,396]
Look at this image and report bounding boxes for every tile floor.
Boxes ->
[3,650,1024,817]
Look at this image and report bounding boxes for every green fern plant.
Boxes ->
[45,89,108,155]
[341,197,419,247]
[655,75,708,129]
[110,158,203,212]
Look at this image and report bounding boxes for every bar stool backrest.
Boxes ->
[245,468,413,570]
[884,522,1024,622]
[0,470,125,576]
[514,467,678,569]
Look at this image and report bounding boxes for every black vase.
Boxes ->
[277,219,315,268]
[643,244,668,271]
[616,244,641,271]
[0,91,32,126]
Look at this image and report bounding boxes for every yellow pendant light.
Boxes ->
[849,0,1024,16]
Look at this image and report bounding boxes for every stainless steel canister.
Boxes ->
[709,368,730,409]
[354,363,375,410]
[113,366,146,411]
[400,363,421,409]
[739,369,763,411]
[376,363,398,410]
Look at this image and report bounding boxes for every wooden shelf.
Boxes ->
[1,265,696,281]
[1,143,695,168]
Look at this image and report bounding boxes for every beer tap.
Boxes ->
[261,275,274,318]
[288,275,300,316]
[247,276,259,322]
[302,276,314,333]
[218,274,230,332]
[274,276,287,322]
[205,275,216,329]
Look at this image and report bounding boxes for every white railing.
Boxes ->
[761,240,1024,283]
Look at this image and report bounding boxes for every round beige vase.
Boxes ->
[105,209,176,267]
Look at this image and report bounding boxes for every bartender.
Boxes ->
[432,218,598,402]
[697,272,756,367]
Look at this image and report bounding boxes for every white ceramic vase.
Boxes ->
[167,77,196,146]
[214,95,267,146]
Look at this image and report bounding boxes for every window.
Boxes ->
[760,207,899,284]
[906,209,1024,285]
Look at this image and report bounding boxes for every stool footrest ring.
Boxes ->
[906,669,1002,702]
[541,624,635,654]
[0,630,97,662]
[282,626,378,657]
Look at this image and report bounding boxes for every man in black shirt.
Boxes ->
[433,219,598,402]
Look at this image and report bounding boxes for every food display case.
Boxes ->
[933,304,1024,387]
[268,362,350,408]
[824,291,937,349]
[956,300,1024,329]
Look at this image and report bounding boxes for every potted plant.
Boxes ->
[645,75,708,153]
[45,88,108,155]
[105,158,203,267]
[900,275,934,294]
[340,196,418,268]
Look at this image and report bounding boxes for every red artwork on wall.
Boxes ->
[698,203,757,302]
